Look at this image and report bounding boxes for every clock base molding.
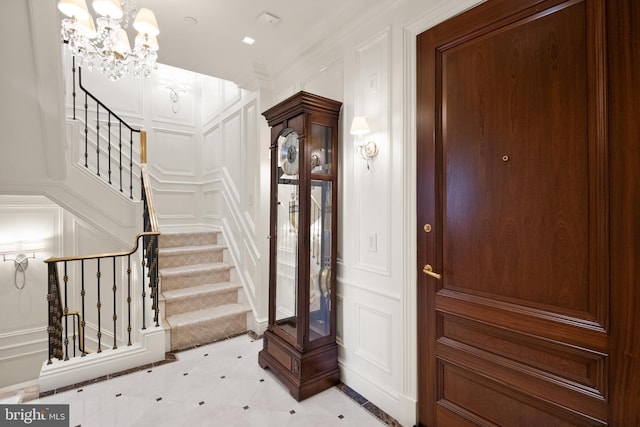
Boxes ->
[258,330,340,401]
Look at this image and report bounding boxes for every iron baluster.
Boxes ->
[129,129,134,199]
[112,256,118,349]
[72,56,76,120]
[72,312,77,358]
[63,261,69,360]
[141,245,146,331]
[84,91,88,167]
[96,103,100,176]
[119,122,123,192]
[108,112,112,184]
[80,259,86,356]
[127,254,132,346]
[96,258,102,353]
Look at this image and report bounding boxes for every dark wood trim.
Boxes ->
[607,0,640,423]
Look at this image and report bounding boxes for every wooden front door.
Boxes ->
[416,0,616,425]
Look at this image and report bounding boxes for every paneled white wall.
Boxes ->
[201,80,267,330]
[0,196,61,387]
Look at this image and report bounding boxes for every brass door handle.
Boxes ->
[423,264,442,280]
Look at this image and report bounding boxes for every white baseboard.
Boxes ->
[397,393,417,427]
[247,315,268,336]
[39,326,166,392]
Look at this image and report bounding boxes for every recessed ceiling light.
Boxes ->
[242,36,255,45]
[184,16,198,25]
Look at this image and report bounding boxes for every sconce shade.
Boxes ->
[92,0,123,19]
[134,8,160,36]
[350,116,370,136]
[58,0,90,19]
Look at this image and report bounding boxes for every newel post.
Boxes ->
[140,130,147,164]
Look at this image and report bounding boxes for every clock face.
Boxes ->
[278,129,299,175]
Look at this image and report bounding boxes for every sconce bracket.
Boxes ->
[13,253,30,272]
[3,253,35,290]
[362,141,379,159]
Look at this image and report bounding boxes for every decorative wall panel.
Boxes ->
[243,101,258,223]
[355,302,392,373]
[152,65,197,126]
[222,112,242,202]
[353,29,391,275]
[203,188,223,220]
[149,129,196,178]
[154,190,197,220]
[203,125,221,174]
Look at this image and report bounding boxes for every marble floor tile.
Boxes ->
[37,334,393,426]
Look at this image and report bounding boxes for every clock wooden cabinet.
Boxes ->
[258,91,342,400]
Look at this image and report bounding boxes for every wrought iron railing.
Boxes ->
[71,56,140,200]
[45,59,160,363]
[45,160,159,363]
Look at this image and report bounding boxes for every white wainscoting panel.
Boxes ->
[154,189,197,221]
[337,279,402,419]
[202,76,222,124]
[203,187,223,220]
[243,100,258,225]
[355,302,392,373]
[0,197,60,387]
[223,80,241,111]
[353,29,391,276]
[222,112,243,203]
[336,295,344,345]
[203,124,221,174]
[149,128,197,178]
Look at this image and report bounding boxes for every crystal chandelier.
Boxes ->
[58,0,160,81]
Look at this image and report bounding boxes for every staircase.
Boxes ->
[159,231,249,351]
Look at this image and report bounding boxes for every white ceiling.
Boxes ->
[136,0,387,85]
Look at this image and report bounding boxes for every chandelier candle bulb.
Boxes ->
[114,29,131,56]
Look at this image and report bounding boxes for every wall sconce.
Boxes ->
[350,116,378,170]
[3,253,35,290]
[166,86,187,114]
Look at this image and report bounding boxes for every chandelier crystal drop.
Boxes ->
[58,0,160,81]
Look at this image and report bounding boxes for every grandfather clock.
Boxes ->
[258,91,342,400]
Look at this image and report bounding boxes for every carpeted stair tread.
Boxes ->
[159,231,217,248]
[159,262,231,277]
[159,244,223,256]
[166,303,249,328]
[163,281,240,301]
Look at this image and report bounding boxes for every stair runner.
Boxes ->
[159,231,249,351]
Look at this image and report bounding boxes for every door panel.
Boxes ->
[417,0,609,425]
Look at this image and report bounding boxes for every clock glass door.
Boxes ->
[275,129,300,338]
[309,179,332,340]
[308,122,334,342]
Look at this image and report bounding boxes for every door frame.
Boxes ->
[401,2,486,424]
